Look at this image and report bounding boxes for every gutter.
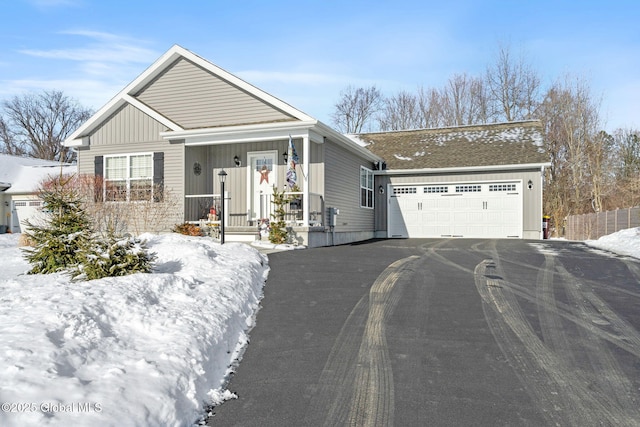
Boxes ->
[375,162,551,175]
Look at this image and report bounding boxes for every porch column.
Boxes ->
[302,134,310,227]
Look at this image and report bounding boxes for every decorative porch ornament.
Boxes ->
[259,165,270,184]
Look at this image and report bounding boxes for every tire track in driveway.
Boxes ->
[552,260,640,417]
[475,256,640,427]
[304,255,420,426]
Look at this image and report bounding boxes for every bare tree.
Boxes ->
[417,86,446,128]
[486,43,541,122]
[612,128,640,179]
[538,75,604,230]
[1,90,93,162]
[0,116,16,154]
[440,73,489,126]
[378,90,422,131]
[586,130,614,212]
[609,128,640,208]
[331,85,383,133]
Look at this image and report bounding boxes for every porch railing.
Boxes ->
[284,191,324,226]
[260,191,325,226]
[185,194,223,223]
[184,192,324,227]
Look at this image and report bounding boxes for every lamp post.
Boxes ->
[218,169,227,244]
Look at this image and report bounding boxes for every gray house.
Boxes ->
[64,45,549,246]
[64,45,382,247]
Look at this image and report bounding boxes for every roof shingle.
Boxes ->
[356,120,548,170]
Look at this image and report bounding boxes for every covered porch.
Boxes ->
[164,121,331,246]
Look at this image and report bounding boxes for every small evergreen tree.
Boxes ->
[70,231,156,281]
[23,173,156,280]
[269,186,289,244]
[22,174,93,274]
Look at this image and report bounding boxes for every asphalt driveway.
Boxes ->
[207,239,640,426]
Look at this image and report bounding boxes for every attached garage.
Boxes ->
[356,120,551,240]
[11,199,45,233]
[388,181,522,238]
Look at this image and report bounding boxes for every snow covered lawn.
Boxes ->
[0,226,637,426]
[0,233,269,427]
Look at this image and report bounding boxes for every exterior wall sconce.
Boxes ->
[378,185,385,194]
[234,155,241,167]
[3,201,8,207]
[527,180,533,190]
[282,152,288,164]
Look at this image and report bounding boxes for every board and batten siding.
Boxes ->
[135,58,295,129]
[77,106,185,232]
[375,168,543,239]
[88,103,168,146]
[324,140,375,232]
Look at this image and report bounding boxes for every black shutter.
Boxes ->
[153,152,164,202]
[94,156,104,202]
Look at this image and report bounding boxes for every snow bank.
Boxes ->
[585,227,640,259]
[0,233,269,426]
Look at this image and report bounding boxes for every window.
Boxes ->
[104,153,153,201]
[393,187,417,194]
[489,184,517,192]
[424,186,449,194]
[360,167,374,208]
[455,184,482,193]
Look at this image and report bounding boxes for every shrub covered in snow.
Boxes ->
[22,174,155,280]
[70,233,156,281]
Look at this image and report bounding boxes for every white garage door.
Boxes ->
[388,182,522,238]
[12,200,44,233]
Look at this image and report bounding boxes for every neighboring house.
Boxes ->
[63,45,549,246]
[0,154,77,233]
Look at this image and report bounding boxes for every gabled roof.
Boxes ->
[355,120,549,170]
[64,45,314,147]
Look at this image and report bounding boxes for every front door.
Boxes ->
[247,151,278,221]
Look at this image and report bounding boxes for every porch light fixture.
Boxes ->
[234,155,241,167]
[282,151,288,164]
[378,185,385,194]
[218,169,227,244]
[527,180,533,190]
[3,201,7,207]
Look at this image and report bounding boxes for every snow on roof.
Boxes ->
[357,120,549,170]
[0,154,76,194]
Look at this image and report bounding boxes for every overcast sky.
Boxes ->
[1,0,638,132]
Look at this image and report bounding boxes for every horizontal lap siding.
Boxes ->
[136,58,295,129]
[324,141,374,232]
